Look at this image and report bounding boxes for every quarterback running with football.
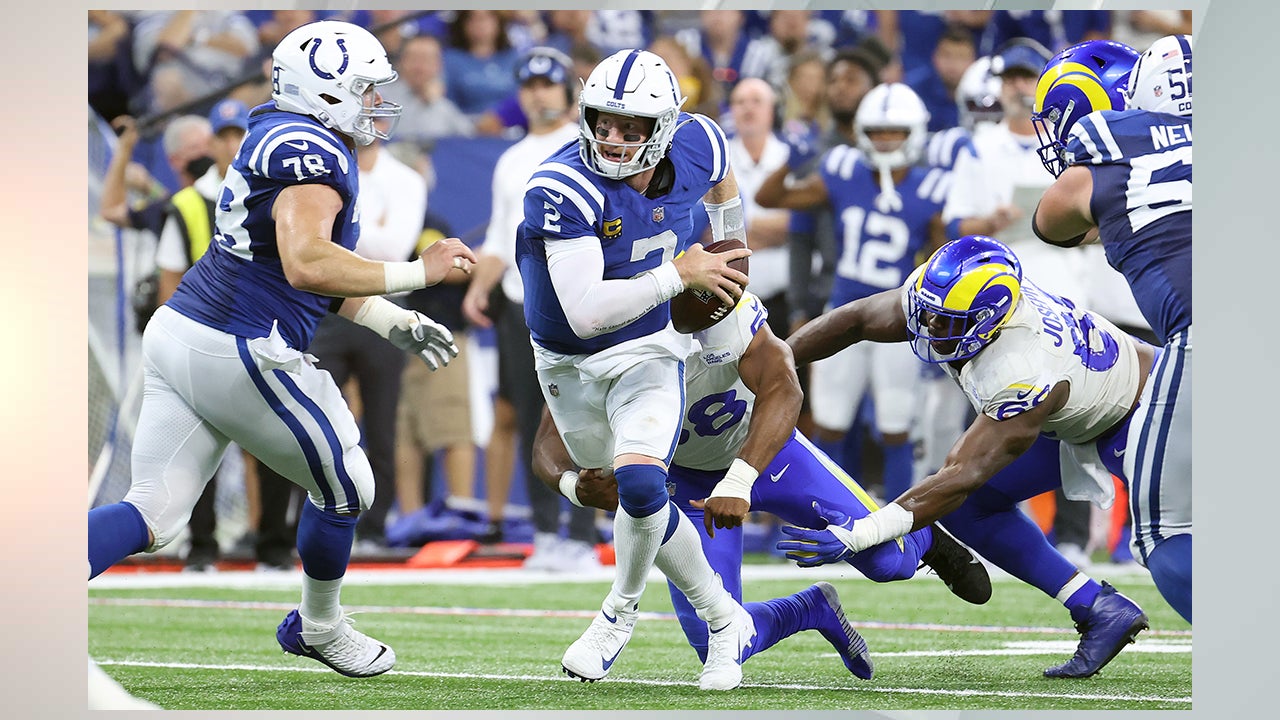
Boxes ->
[515,48,757,690]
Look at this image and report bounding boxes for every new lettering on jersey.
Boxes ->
[1065,109,1192,343]
[168,103,360,349]
[674,293,768,470]
[820,146,950,306]
[517,112,730,355]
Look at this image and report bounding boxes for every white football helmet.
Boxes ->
[578,49,686,179]
[271,20,402,145]
[1125,34,1192,117]
[956,57,1003,130]
[855,82,930,169]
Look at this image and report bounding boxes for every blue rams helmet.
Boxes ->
[906,235,1022,364]
[1031,40,1140,177]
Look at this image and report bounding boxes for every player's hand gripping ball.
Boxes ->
[670,239,750,333]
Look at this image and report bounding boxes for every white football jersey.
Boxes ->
[902,268,1141,445]
[672,293,770,470]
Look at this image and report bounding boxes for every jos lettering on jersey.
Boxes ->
[1024,286,1120,373]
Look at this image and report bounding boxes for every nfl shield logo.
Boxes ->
[652,206,665,222]
[548,383,559,397]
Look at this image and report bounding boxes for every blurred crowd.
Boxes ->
[89,9,1192,572]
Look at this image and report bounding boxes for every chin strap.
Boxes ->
[874,163,903,213]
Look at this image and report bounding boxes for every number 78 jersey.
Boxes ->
[904,267,1143,446]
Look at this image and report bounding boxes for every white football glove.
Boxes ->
[389,311,458,370]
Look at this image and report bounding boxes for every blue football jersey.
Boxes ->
[1066,109,1192,343]
[516,112,730,355]
[167,103,360,350]
[819,145,950,306]
[925,126,977,171]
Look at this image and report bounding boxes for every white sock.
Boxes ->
[652,506,737,628]
[300,575,343,628]
[608,503,670,612]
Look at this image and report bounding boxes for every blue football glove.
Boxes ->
[775,502,858,567]
[783,130,818,173]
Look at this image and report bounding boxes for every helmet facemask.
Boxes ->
[577,49,686,179]
[906,236,1023,364]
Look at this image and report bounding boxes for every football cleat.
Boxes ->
[801,582,874,680]
[561,603,637,682]
[699,602,757,691]
[276,609,395,678]
[921,523,993,605]
[1044,582,1149,678]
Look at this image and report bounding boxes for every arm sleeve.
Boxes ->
[545,236,684,338]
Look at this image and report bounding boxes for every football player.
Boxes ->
[781,235,1155,679]
[533,290,993,681]
[87,20,477,678]
[514,48,755,690]
[1032,36,1193,623]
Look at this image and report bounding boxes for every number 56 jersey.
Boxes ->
[903,267,1142,446]
[1065,109,1192,344]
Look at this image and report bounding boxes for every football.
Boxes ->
[670,239,750,334]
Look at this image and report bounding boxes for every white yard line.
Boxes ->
[94,658,1191,705]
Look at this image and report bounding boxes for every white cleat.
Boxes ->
[276,609,396,678]
[700,603,756,691]
[561,604,637,682]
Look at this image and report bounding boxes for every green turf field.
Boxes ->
[89,567,1191,710]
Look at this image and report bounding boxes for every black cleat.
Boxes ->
[921,523,992,605]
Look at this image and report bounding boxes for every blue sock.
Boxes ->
[296,501,357,581]
[740,593,808,663]
[88,502,150,579]
[947,502,1080,600]
[1145,534,1192,623]
[881,442,914,501]
[1065,581,1103,622]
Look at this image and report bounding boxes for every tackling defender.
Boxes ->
[515,48,756,690]
[87,21,477,678]
[1031,36,1193,622]
[534,290,992,679]
[781,235,1154,679]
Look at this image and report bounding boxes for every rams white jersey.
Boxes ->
[672,293,770,471]
[903,268,1141,445]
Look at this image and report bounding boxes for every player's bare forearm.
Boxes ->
[702,167,739,205]
[787,289,909,366]
[896,407,1047,530]
[531,407,574,486]
[754,167,829,210]
[1033,165,1097,248]
[735,327,802,471]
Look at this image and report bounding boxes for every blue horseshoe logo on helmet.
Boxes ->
[309,37,349,80]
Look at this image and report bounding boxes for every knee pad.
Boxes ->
[615,464,670,517]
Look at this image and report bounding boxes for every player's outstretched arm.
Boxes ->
[893,390,1061,528]
[531,407,618,511]
[1033,165,1099,248]
[274,184,477,297]
[787,288,909,366]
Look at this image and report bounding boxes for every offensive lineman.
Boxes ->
[87,21,477,677]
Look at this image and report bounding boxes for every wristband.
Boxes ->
[832,502,915,553]
[351,296,404,340]
[708,458,758,502]
[704,196,746,245]
[648,261,685,301]
[384,258,426,294]
[558,470,584,507]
